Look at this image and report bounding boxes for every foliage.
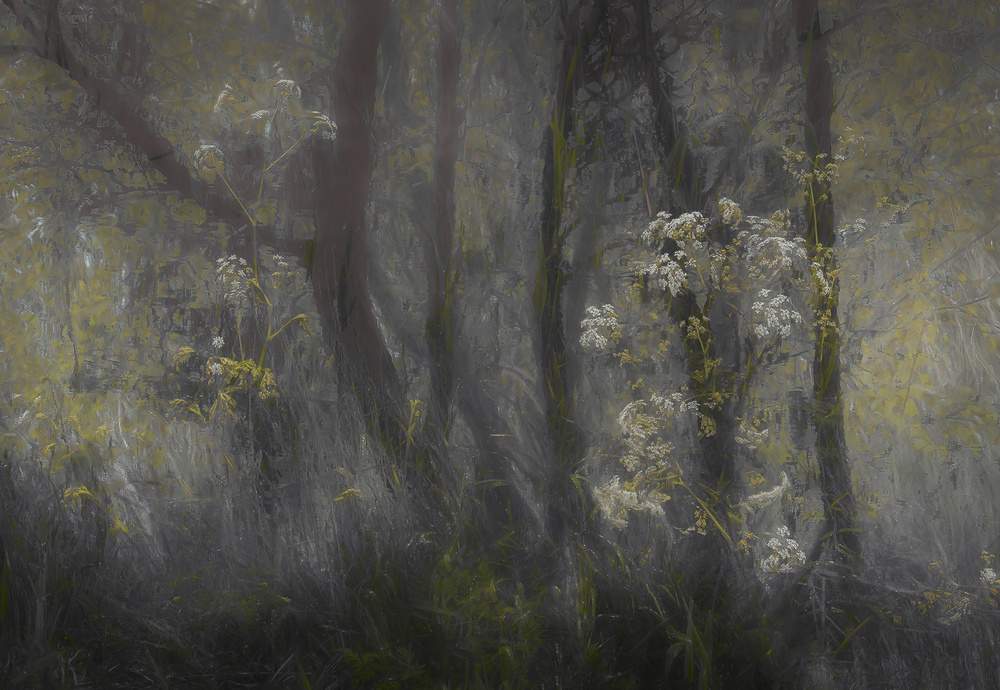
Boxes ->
[1,0,1000,687]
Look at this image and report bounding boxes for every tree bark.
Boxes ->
[793,0,861,569]
[310,0,405,455]
[426,0,460,431]
[535,0,606,549]
[632,0,736,507]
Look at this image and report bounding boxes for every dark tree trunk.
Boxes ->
[535,0,606,550]
[426,0,460,431]
[793,0,861,570]
[631,0,736,512]
[310,0,406,457]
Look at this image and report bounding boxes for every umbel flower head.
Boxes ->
[642,211,707,249]
[305,111,338,141]
[750,289,803,340]
[215,254,252,314]
[580,304,622,351]
[273,78,301,102]
[593,476,665,529]
[213,84,239,119]
[193,144,225,181]
[718,197,743,226]
[759,525,806,575]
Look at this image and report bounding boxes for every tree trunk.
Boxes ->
[310,0,406,457]
[426,0,460,432]
[793,0,861,570]
[535,0,606,550]
[632,0,736,512]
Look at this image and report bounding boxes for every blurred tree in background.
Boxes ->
[2,0,1000,687]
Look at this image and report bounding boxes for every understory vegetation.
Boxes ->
[3,0,1000,687]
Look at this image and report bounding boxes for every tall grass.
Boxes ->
[3,355,1000,688]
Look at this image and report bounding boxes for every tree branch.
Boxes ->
[0,0,304,261]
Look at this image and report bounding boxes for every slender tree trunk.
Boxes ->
[535,0,606,551]
[793,0,861,569]
[632,0,736,509]
[310,0,406,456]
[426,0,460,431]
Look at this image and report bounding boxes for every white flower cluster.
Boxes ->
[759,525,806,574]
[213,84,238,116]
[982,568,998,584]
[193,144,225,179]
[708,247,728,287]
[811,261,832,297]
[208,361,223,376]
[636,212,711,296]
[273,78,301,102]
[718,197,742,226]
[580,304,622,351]
[617,400,660,472]
[212,336,225,349]
[306,111,338,141]
[593,476,665,529]
[750,290,803,340]
[616,393,693,472]
[216,254,252,313]
[642,211,707,250]
[637,251,687,294]
[649,391,698,417]
[740,215,807,281]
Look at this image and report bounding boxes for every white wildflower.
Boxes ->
[982,568,998,584]
[306,111,337,141]
[193,144,225,179]
[719,197,742,226]
[592,476,665,529]
[759,523,806,575]
[215,255,253,313]
[642,499,665,519]
[593,477,633,528]
[273,78,301,102]
[708,247,728,288]
[580,304,621,351]
[650,391,696,417]
[643,211,706,249]
[208,361,223,376]
[739,213,807,281]
[750,290,803,340]
[638,252,687,295]
[212,336,225,349]
[811,261,832,296]
[213,84,237,117]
